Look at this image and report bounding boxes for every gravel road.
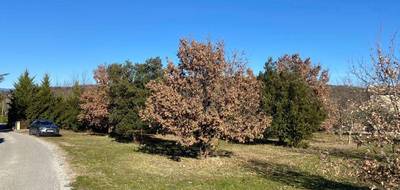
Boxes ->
[0,130,71,190]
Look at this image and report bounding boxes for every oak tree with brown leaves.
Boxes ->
[141,39,270,158]
[351,38,400,190]
[79,65,110,133]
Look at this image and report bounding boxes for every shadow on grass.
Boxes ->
[246,159,368,190]
[247,135,370,161]
[137,135,233,161]
[88,132,109,137]
[288,146,371,161]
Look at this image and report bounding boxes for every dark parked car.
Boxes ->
[29,120,60,136]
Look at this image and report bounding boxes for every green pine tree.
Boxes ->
[108,58,163,140]
[259,60,327,147]
[8,70,36,127]
[27,74,57,122]
[55,81,83,130]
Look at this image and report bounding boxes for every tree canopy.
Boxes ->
[141,39,270,157]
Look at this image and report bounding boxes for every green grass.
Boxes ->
[44,131,369,190]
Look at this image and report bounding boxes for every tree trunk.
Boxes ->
[197,140,215,159]
[348,123,353,144]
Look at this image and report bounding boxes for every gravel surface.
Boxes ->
[0,131,72,190]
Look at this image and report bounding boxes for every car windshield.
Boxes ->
[37,121,53,126]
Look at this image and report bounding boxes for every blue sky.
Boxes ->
[1,0,400,88]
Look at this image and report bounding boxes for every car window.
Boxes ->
[38,121,53,126]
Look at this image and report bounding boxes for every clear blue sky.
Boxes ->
[1,0,400,88]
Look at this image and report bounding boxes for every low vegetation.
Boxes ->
[44,131,368,190]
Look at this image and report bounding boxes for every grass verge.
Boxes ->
[44,131,368,190]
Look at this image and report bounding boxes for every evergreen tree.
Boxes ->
[27,74,57,122]
[8,70,36,127]
[108,58,163,140]
[260,59,327,147]
[133,57,163,89]
[54,82,83,130]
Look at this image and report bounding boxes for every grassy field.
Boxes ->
[44,131,369,190]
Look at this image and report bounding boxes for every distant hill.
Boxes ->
[1,85,94,97]
[51,85,95,97]
[0,88,10,92]
[329,85,369,107]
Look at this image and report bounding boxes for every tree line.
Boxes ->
[7,39,330,151]
[4,37,399,189]
[7,58,163,138]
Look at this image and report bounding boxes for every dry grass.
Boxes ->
[44,131,369,190]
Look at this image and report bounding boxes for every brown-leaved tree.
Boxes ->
[141,39,270,158]
[79,65,110,133]
[351,38,400,190]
